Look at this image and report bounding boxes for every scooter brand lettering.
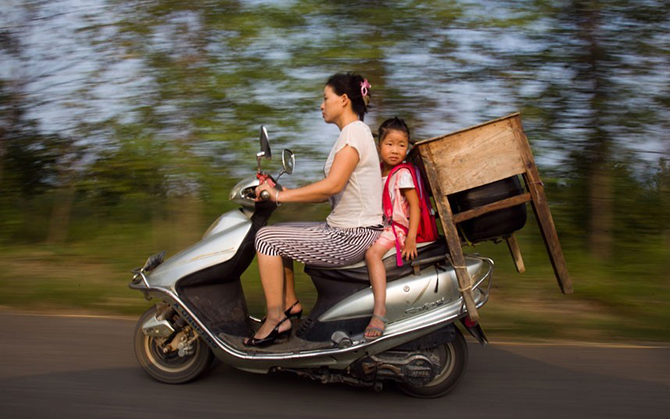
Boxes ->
[404,297,448,315]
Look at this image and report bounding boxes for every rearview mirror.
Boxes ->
[281,149,295,175]
[259,125,271,159]
[276,149,295,183]
[257,125,271,172]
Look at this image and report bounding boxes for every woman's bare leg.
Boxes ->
[365,244,388,338]
[282,257,302,314]
[250,252,292,340]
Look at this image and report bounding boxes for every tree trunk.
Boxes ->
[587,165,613,259]
[0,128,6,189]
[575,0,614,260]
[171,194,203,247]
[46,145,77,246]
[46,184,75,245]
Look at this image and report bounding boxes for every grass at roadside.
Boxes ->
[0,231,668,342]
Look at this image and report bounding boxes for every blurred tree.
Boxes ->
[0,86,62,196]
[508,0,670,260]
[655,158,670,249]
[572,0,614,260]
[0,75,82,243]
[1,0,670,337]
[0,19,57,198]
[0,3,84,244]
[2,0,669,251]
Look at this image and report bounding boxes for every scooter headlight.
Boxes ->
[229,175,260,207]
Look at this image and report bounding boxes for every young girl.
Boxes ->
[364,117,420,340]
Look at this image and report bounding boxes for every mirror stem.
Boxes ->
[256,151,265,173]
[276,170,286,182]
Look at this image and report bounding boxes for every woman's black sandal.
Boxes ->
[260,301,302,324]
[284,301,302,320]
[244,317,291,348]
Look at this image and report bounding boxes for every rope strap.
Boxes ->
[446,254,468,270]
[459,284,473,293]
[446,254,473,293]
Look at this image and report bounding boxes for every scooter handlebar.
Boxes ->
[258,182,282,202]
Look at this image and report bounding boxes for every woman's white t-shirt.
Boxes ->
[324,120,383,229]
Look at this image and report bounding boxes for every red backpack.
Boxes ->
[382,163,439,266]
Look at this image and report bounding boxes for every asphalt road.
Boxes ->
[1,311,668,419]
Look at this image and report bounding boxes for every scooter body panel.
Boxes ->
[146,210,252,290]
[133,255,491,373]
[318,258,483,323]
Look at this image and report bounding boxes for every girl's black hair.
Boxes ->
[326,72,370,121]
[378,117,412,144]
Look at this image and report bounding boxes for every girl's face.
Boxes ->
[320,85,346,124]
[379,129,410,167]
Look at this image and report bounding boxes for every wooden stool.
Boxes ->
[414,113,573,321]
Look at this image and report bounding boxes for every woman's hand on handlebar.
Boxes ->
[255,183,285,202]
[254,182,275,202]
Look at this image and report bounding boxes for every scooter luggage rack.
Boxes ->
[132,255,493,370]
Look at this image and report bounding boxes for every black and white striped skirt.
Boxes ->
[255,222,382,267]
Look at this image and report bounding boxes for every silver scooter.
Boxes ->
[129,126,493,398]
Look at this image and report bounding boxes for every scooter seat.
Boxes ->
[304,239,448,284]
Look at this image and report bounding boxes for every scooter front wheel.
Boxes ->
[398,326,468,398]
[134,305,214,384]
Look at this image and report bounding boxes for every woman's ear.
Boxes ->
[340,93,350,108]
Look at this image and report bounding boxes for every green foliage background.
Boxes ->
[1,0,669,341]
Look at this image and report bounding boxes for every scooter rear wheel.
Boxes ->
[134,305,214,384]
[398,326,468,398]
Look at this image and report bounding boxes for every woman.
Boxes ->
[246,73,383,347]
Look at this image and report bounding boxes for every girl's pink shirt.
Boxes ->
[376,167,415,249]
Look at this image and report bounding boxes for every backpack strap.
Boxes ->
[382,163,414,267]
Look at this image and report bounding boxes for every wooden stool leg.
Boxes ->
[512,117,573,294]
[420,147,480,321]
[436,200,480,321]
[505,234,525,273]
[525,185,573,293]
[449,248,479,322]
